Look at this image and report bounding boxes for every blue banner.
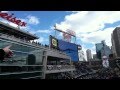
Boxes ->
[58,39,79,62]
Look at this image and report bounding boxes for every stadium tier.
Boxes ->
[0,21,75,79]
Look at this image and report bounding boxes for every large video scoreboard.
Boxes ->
[50,35,79,62]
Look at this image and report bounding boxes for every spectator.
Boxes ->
[0,45,13,61]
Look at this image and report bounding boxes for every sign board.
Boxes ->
[50,35,58,49]
[63,29,76,42]
[0,11,27,27]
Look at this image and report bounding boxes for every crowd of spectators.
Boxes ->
[46,62,94,79]
[71,62,94,79]
[74,60,120,79]
[46,60,120,79]
[46,72,72,79]
[0,33,51,48]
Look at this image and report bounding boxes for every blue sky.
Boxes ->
[8,11,73,45]
[1,11,120,60]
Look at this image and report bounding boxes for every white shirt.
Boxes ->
[102,59,109,68]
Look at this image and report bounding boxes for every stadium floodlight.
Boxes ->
[54,24,76,43]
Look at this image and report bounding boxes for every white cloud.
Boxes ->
[66,11,81,13]
[50,26,54,30]
[29,30,36,34]
[57,11,120,47]
[57,33,63,39]
[34,37,44,43]
[56,11,120,61]
[79,27,114,46]
[57,11,120,34]
[57,11,120,32]
[18,15,40,25]
[20,26,31,31]
[34,37,48,44]
[37,37,44,43]
[27,15,39,25]
[37,30,51,34]
[79,27,115,59]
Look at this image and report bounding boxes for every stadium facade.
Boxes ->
[0,21,75,79]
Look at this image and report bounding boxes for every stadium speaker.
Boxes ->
[27,54,36,65]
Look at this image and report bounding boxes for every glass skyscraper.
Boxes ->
[95,40,112,60]
[95,43,103,59]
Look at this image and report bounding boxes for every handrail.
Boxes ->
[0,71,42,76]
[0,33,39,46]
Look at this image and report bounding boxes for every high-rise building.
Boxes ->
[86,49,92,61]
[92,54,100,61]
[95,43,103,59]
[101,45,112,58]
[93,54,97,60]
[96,40,112,60]
[111,28,120,58]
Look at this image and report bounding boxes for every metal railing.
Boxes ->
[0,33,69,56]
[0,33,40,46]
[0,65,44,79]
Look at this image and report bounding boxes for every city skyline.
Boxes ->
[1,11,120,60]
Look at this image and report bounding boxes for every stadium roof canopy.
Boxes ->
[0,21,39,40]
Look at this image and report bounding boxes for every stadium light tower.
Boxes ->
[53,24,76,43]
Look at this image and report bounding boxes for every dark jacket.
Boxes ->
[0,49,5,60]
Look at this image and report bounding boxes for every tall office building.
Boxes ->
[93,54,100,61]
[86,49,92,61]
[96,40,112,59]
[95,43,103,59]
[111,27,120,58]
[101,45,112,58]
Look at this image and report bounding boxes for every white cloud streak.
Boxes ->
[36,30,51,34]
[27,15,40,25]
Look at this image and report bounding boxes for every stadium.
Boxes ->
[0,11,120,79]
[0,20,76,79]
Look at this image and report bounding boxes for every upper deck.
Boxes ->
[0,21,39,40]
